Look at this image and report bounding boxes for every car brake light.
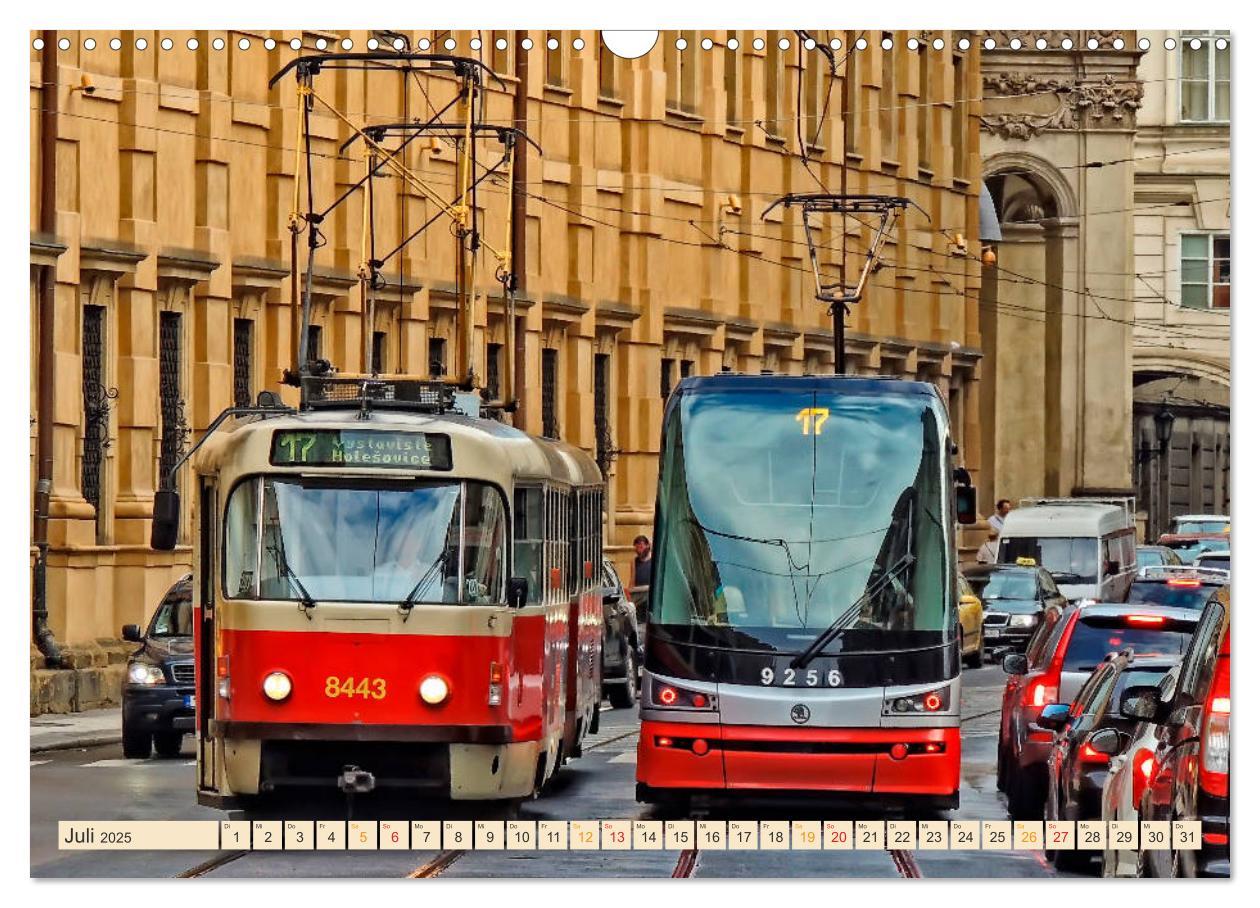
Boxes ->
[1126,614,1166,626]
[1200,655,1230,798]
[1132,747,1155,810]
[1026,677,1059,708]
[658,686,678,706]
[1204,832,1228,846]
[1167,578,1201,588]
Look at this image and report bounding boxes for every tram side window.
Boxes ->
[223,478,260,598]
[514,486,544,604]
[463,485,507,603]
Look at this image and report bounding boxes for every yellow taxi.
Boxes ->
[958,572,984,668]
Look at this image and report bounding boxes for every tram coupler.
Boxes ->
[337,765,376,795]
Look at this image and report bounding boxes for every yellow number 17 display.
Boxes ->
[795,407,830,435]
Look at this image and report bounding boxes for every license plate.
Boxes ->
[185,694,195,709]
[984,627,1001,638]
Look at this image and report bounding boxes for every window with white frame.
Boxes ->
[1180,232,1230,309]
[1180,31,1230,122]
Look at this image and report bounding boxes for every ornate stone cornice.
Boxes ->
[981,72,1143,140]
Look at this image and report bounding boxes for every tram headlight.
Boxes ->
[262,671,293,702]
[884,686,950,715]
[419,674,450,706]
[128,662,164,686]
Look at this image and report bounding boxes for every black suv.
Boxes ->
[121,575,195,758]
[600,559,641,709]
[1126,565,1227,611]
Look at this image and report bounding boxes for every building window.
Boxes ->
[598,41,618,98]
[724,37,740,125]
[802,49,828,145]
[845,47,860,155]
[1180,31,1230,122]
[371,330,388,374]
[232,318,253,407]
[665,30,698,113]
[490,30,514,75]
[486,342,502,399]
[660,357,676,399]
[306,324,322,366]
[81,304,108,521]
[764,32,782,138]
[1180,233,1230,309]
[594,352,611,475]
[917,47,931,172]
[952,55,967,180]
[542,348,559,439]
[880,33,896,161]
[158,311,187,491]
[680,359,695,379]
[429,337,447,378]
[545,31,566,88]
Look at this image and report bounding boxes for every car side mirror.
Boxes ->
[150,489,181,551]
[1002,653,1029,675]
[1086,726,1130,757]
[1037,703,1071,731]
[1119,685,1162,722]
[955,485,977,525]
[121,624,143,643]
[507,577,528,609]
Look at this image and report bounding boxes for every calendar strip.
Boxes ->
[57,820,1203,851]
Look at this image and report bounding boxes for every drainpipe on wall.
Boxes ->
[33,29,64,667]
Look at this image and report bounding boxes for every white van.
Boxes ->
[995,498,1137,603]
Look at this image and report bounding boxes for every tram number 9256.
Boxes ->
[760,667,843,687]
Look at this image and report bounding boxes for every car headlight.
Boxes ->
[419,674,450,705]
[1009,614,1037,628]
[127,662,165,686]
[262,671,292,702]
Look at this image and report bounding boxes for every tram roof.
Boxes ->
[192,405,603,488]
[672,373,945,400]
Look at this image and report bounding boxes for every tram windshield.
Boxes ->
[223,477,506,605]
[652,387,951,652]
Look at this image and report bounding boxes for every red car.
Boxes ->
[1135,587,1230,877]
[997,602,1199,818]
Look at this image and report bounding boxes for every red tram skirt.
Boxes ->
[636,721,960,795]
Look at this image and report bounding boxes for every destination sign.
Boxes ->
[270,430,452,470]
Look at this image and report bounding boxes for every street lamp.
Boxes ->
[1154,405,1175,449]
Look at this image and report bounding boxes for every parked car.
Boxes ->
[1135,587,1230,878]
[1193,549,1230,574]
[1100,664,1182,877]
[998,601,1199,818]
[958,572,984,668]
[1136,545,1182,570]
[1127,565,1227,611]
[600,558,641,709]
[120,575,195,759]
[965,563,1065,657]
[1042,651,1181,873]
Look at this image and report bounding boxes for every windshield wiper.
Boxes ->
[283,567,318,617]
[790,552,916,669]
[398,549,451,616]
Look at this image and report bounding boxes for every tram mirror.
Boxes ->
[507,577,529,609]
[955,485,977,525]
[151,489,181,551]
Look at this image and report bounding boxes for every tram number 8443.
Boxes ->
[324,676,387,699]
[761,667,843,686]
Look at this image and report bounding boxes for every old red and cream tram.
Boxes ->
[153,378,604,806]
[636,374,974,812]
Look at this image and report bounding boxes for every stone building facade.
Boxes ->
[978,31,1146,509]
[30,29,984,668]
[1130,31,1230,539]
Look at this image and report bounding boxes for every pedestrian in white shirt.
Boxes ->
[988,498,1012,535]
[977,530,1000,565]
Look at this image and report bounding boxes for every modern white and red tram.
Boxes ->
[636,373,976,812]
[151,377,604,806]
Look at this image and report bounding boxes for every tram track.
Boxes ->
[175,850,249,878]
[671,848,700,878]
[889,848,922,878]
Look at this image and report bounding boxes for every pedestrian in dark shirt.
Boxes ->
[629,535,652,623]
[631,535,653,587]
